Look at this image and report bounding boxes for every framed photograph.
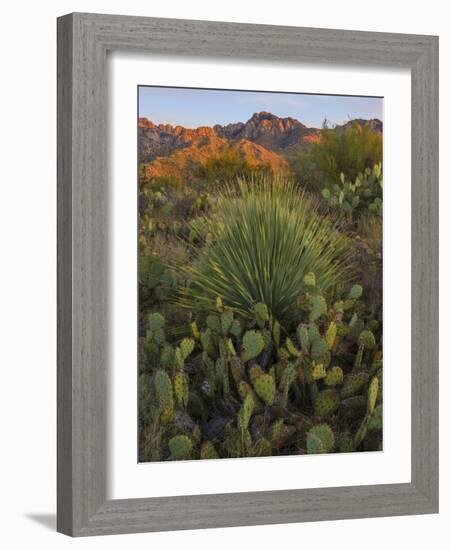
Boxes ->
[57,13,438,536]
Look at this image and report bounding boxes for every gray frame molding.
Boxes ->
[57,12,438,537]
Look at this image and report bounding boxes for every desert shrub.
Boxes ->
[291,121,382,193]
[193,149,272,185]
[139,172,183,191]
[177,176,354,322]
[139,281,382,461]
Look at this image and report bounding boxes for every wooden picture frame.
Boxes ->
[57,12,439,536]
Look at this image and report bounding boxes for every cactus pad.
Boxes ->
[369,404,383,430]
[272,320,281,348]
[200,441,219,460]
[347,284,363,300]
[221,310,234,335]
[303,272,316,287]
[307,424,335,454]
[297,324,310,352]
[341,372,369,398]
[180,337,195,360]
[242,330,265,362]
[238,393,255,432]
[367,376,379,414]
[230,319,242,338]
[154,328,167,345]
[154,369,173,408]
[325,322,337,350]
[249,365,264,385]
[206,314,221,333]
[168,435,193,460]
[309,294,327,322]
[311,363,327,381]
[191,321,200,340]
[254,302,269,325]
[253,374,276,406]
[308,322,320,343]
[324,366,344,386]
[314,390,340,417]
[285,337,301,357]
[311,336,328,359]
[359,329,376,349]
[174,371,189,409]
[160,344,175,370]
[148,312,165,331]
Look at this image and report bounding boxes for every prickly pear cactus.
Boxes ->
[154,369,172,407]
[254,302,269,328]
[307,424,335,454]
[154,369,174,423]
[324,366,344,386]
[325,322,337,350]
[221,309,234,335]
[180,337,195,360]
[311,336,327,359]
[341,372,369,398]
[168,435,193,460]
[206,314,221,334]
[348,284,363,300]
[139,272,382,461]
[249,365,264,385]
[200,441,219,460]
[367,376,379,414]
[359,330,376,349]
[272,319,281,348]
[238,393,255,433]
[309,294,327,322]
[174,371,189,409]
[200,328,215,357]
[160,344,175,370]
[280,363,297,406]
[303,272,316,287]
[253,373,276,406]
[285,338,301,358]
[297,324,310,352]
[191,320,200,340]
[369,404,383,430]
[311,362,327,381]
[149,312,165,331]
[230,319,242,338]
[242,330,265,362]
[314,389,340,417]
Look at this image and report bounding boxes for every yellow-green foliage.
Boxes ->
[312,121,382,185]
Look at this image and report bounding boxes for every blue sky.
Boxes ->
[138,86,383,129]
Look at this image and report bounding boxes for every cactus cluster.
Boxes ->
[139,276,382,461]
[321,163,382,221]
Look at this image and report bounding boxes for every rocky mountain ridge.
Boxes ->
[138,112,382,180]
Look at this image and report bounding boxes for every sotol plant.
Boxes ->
[177,176,353,322]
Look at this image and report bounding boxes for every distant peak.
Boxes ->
[247,111,306,128]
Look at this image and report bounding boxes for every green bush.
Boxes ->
[291,121,382,193]
[193,149,272,185]
[177,176,353,322]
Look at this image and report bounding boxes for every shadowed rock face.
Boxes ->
[138,111,382,178]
